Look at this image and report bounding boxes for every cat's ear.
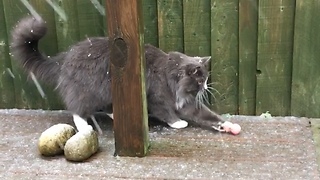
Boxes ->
[198,56,211,66]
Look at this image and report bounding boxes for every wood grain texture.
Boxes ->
[211,0,239,114]
[106,0,149,157]
[157,0,184,52]
[0,0,15,108]
[291,0,320,118]
[256,0,295,116]
[238,0,258,115]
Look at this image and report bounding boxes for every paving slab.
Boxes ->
[0,109,319,179]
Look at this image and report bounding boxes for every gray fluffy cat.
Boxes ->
[11,16,228,132]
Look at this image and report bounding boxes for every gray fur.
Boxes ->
[11,16,225,129]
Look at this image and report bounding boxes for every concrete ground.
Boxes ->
[0,109,319,180]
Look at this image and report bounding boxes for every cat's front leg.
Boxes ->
[149,107,188,129]
[148,96,188,129]
[177,103,225,131]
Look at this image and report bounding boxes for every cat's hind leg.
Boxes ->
[72,114,93,132]
[90,115,103,134]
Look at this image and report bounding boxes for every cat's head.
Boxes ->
[181,56,211,95]
[169,52,211,104]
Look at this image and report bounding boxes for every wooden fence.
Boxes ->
[0,0,319,117]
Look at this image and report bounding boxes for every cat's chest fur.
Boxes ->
[144,45,181,105]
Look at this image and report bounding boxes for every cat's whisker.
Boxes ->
[206,81,219,86]
[206,89,219,103]
[202,91,210,105]
[206,86,221,96]
[195,92,203,109]
[205,88,216,96]
[199,93,203,109]
[195,94,198,107]
[205,88,216,99]
[195,93,198,108]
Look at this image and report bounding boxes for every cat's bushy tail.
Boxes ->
[11,16,61,85]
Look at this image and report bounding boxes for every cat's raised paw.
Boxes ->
[168,120,188,129]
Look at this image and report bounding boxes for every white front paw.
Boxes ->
[168,120,188,129]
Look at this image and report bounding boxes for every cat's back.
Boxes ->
[66,37,109,62]
[144,44,168,67]
[60,37,111,86]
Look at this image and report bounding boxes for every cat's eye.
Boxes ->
[192,67,202,75]
[192,68,198,74]
[196,69,203,76]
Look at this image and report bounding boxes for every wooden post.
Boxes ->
[105,0,149,156]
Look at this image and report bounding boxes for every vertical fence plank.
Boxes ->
[100,0,107,35]
[157,0,183,52]
[30,0,58,55]
[238,0,258,115]
[0,0,15,108]
[291,0,320,118]
[77,0,104,39]
[53,0,80,51]
[183,0,211,56]
[30,0,64,109]
[211,0,239,114]
[3,0,46,108]
[106,0,149,156]
[143,0,158,46]
[256,0,295,116]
